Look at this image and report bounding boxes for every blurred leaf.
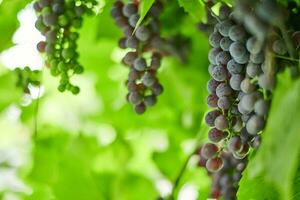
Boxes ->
[177,0,204,21]
[238,71,300,200]
[135,0,155,29]
[0,0,31,52]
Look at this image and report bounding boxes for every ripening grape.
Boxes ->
[123,51,138,66]
[135,25,151,42]
[217,96,231,110]
[126,36,139,49]
[206,157,224,172]
[240,93,258,113]
[144,95,157,107]
[209,48,221,65]
[150,53,162,70]
[272,39,287,55]
[207,79,220,93]
[133,57,147,71]
[229,25,247,42]
[229,74,243,90]
[201,143,219,159]
[246,114,265,135]
[216,83,233,97]
[229,41,247,59]
[220,37,232,51]
[254,99,269,116]
[227,136,242,153]
[207,94,219,108]
[240,78,256,93]
[212,66,228,82]
[250,52,264,64]
[209,31,222,47]
[151,82,163,96]
[122,3,137,17]
[218,20,234,37]
[227,59,243,74]
[216,51,231,65]
[134,103,146,114]
[214,115,228,131]
[219,4,231,20]
[129,92,143,105]
[208,128,228,143]
[205,110,221,127]
[142,72,156,87]
[246,62,261,78]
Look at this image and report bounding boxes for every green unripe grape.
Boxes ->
[62,48,75,60]
[72,18,82,29]
[70,32,79,40]
[58,15,69,26]
[50,66,60,76]
[41,7,51,16]
[70,85,80,95]
[74,65,84,74]
[58,61,68,70]
[58,83,67,92]
[50,59,58,68]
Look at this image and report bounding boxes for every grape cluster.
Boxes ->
[197,145,247,200]
[15,67,41,94]
[34,0,97,94]
[110,1,164,114]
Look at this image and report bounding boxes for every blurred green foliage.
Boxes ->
[0,0,300,200]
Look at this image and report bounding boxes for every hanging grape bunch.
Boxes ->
[34,0,97,94]
[14,67,41,94]
[197,144,247,200]
[110,0,164,114]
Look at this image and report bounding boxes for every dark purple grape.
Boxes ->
[212,66,228,82]
[201,143,219,159]
[207,79,220,93]
[240,93,258,113]
[126,81,138,91]
[205,110,221,127]
[251,135,261,149]
[128,69,140,81]
[134,103,146,114]
[116,17,128,28]
[229,41,247,59]
[150,53,162,70]
[218,20,234,37]
[220,37,232,51]
[128,92,143,105]
[246,115,265,135]
[151,82,163,96]
[207,94,219,108]
[110,5,123,18]
[142,72,156,87]
[217,97,231,110]
[129,14,140,27]
[126,36,139,49]
[208,128,228,143]
[228,136,242,152]
[208,48,221,65]
[216,51,231,65]
[229,25,247,42]
[227,59,243,74]
[272,39,287,55]
[133,57,147,71]
[246,62,261,78]
[214,115,228,131]
[240,127,253,143]
[240,78,256,93]
[216,83,232,98]
[229,74,243,90]
[206,157,224,172]
[123,51,138,66]
[209,31,222,47]
[219,4,231,20]
[135,25,151,42]
[144,95,157,107]
[118,37,127,49]
[122,3,137,17]
[254,99,269,116]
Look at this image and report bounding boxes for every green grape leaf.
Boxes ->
[177,0,204,21]
[0,0,31,52]
[238,71,300,200]
[135,0,155,30]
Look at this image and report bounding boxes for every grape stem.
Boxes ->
[274,54,300,62]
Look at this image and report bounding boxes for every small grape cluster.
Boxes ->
[14,67,41,94]
[34,0,97,94]
[197,144,247,200]
[110,0,164,114]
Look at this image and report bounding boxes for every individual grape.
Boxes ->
[37,41,46,53]
[254,99,269,116]
[201,143,219,159]
[134,103,146,114]
[110,3,123,18]
[133,57,147,71]
[207,79,220,94]
[151,82,163,96]
[240,127,253,143]
[246,62,261,78]
[142,72,156,87]
[43,13,58,27]
[149,1,163,18]
[123,51,138,66]
[272,39,287,55]
[122,3,137,17]
[230,105,239,115]
[126,36,139,49]
[240,93,258,113]
[227,59,243,74]
[229,41,247,59]
[207,94,219,108]
[240,78,256,93]
[209,31,222,47]
[232,117,243,132]
[250,52,264,64]
[144,95,157,107]
[220,37,232,51]
[219,4,231,20]
[234,52,249,64]
[218,20,234,37]
[217,96,231,110]
[246,115,265,135]
[238,101,251,115]
[70,85,80,95]
[216,51,231,65]
[208,128,228,143]
[227,136,242,153]
[128,92,143,105]
[212,66,227,82]
[135,25,151,42]
[229,74,243,90]
[208,64,216,76]
[214,115,228,131]
[118,37,127,49]
[129,14,140,27]
[258,73,275,91]
[251,135,261,149]
[205,110,221,127]
[206,157,224,172]
[116,17,128,28]
[208,48,221,65]
[216,83,232,98]
[126,81,137,91]
[228,25,247,42]
[150,53,162,70]
[246,36,261,54]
